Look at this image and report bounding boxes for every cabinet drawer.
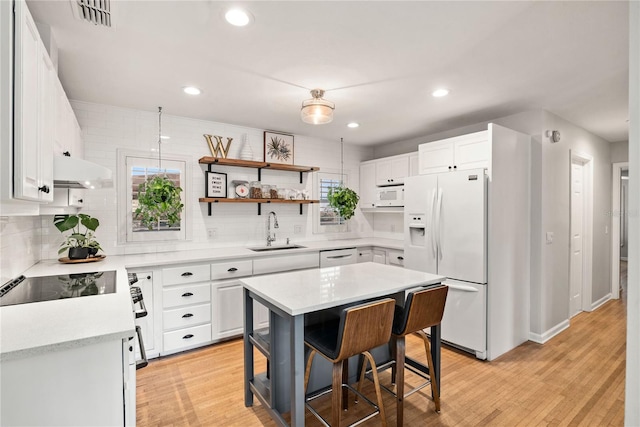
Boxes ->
[163,283,211,309]
[357,249,373,263]
[211,259,252,280]
[163,303,211,330]
[163,264,210,285]
[163,324,212,353]
[387,250,405,267]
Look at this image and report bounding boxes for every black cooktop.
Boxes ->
[0,271,117,307]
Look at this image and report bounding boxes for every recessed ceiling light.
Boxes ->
[183,86,201,95]
[347,122,360,128]
[225,8,253,27]
[432,88,450,97]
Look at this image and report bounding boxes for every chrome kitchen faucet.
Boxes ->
[266,211,279,246]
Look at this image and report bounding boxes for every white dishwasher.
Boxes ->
[319,248,358,267]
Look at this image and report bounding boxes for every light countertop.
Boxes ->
[241,262,445,316]
[1,237,403,361]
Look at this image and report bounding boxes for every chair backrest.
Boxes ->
[334,298,395,362]
[395,285,449,336]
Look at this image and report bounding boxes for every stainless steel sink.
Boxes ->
[248,245,306,252]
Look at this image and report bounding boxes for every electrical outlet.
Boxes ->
[294,225,302,234]
[545,231,554,244]
[208,228,218,239]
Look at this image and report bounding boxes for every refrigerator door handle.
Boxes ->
[435,188,444,259]
[430,189,438,257]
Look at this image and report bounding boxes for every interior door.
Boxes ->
[403,175,437,274]
[436,169,487,283]
[570,161,585,317]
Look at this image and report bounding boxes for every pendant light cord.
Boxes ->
[340,137,344,186]
[158,106,162,170]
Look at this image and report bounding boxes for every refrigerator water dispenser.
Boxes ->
[407,215,427,247]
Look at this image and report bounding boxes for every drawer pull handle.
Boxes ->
[228,267,238,272]
[181,272,193,277]
[183,334,194,339]
[182,292,194,297]
[182,313,193,318]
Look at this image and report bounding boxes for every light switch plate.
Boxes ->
[546,231,554,244]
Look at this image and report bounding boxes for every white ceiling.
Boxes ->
[27,0,629,146]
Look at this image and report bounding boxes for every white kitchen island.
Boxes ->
[240,262,445,426]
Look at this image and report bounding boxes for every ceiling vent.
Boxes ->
[70,0,112,27]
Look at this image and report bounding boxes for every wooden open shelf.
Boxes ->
[199,157,320,216]
[198,157,319,173]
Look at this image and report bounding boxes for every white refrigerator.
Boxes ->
[404,169,488,359]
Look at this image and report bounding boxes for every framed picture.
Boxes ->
[264,131,294,165]
[205,171,227,198]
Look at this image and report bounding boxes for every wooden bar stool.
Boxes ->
[360,285,448,425]
[303,298,396,427]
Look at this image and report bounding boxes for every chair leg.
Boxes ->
[395,336,406,426]
[363,351,387,427]
[417,330,440,413]
[355,353,369,403]
[304,349,316,393]
[332,361,343,427]
[390,335,398,385]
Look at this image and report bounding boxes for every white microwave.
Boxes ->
[376,185,404,207]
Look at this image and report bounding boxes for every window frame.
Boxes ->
[117,149,192,244]
[313,170,350,234]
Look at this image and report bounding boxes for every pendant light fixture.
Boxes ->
[301,89,335,125]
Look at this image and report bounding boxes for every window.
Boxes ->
[314,171,349,233]
[117,150,190,244]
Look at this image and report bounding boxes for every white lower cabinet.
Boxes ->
[357,247,374,263]
[212,279,268,341]
[1,339,127,426]
[373,249,386,264]
[163,324,213,354]
[386,250,404,267]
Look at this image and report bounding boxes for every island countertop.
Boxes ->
[240,262,446,316]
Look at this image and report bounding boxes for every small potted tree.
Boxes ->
[54,214,102,259]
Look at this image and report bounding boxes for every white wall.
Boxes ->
[0,217,42,283]
[39,102,374,259]
[611,140,629,163]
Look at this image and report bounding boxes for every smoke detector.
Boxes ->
[70,0,112,27]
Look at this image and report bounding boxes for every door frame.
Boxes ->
[611,162,629,300]
[570,150,594,313]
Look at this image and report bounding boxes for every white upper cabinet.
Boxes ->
[358,162,377,209]
[409,152,419,177]
[375,155,409,186]
[419,130,489,175]
[54,78,83,159]
[13,1,54,202]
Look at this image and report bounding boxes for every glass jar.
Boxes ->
[249,181,261,199]
[261,184,271,199]
[277,188,287,199]
[269,185,279,199]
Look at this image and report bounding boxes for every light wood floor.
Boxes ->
[137,298,626,426]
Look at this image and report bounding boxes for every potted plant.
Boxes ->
[53,214,102,259]
[327,186,360,220]
[134,175,184,230]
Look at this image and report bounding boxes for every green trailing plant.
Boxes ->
[53,214,102,255]
[327,186,360,220]
[134,175,184,230]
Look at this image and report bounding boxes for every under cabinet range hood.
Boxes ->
[53,156,113,189]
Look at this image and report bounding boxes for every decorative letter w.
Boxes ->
[204,134,233,158]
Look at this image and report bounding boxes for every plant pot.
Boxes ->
[68,247,89,260]
[88,247,99,257]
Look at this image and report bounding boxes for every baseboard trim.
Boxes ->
[591,293,612,311]
[529,319,570,344]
